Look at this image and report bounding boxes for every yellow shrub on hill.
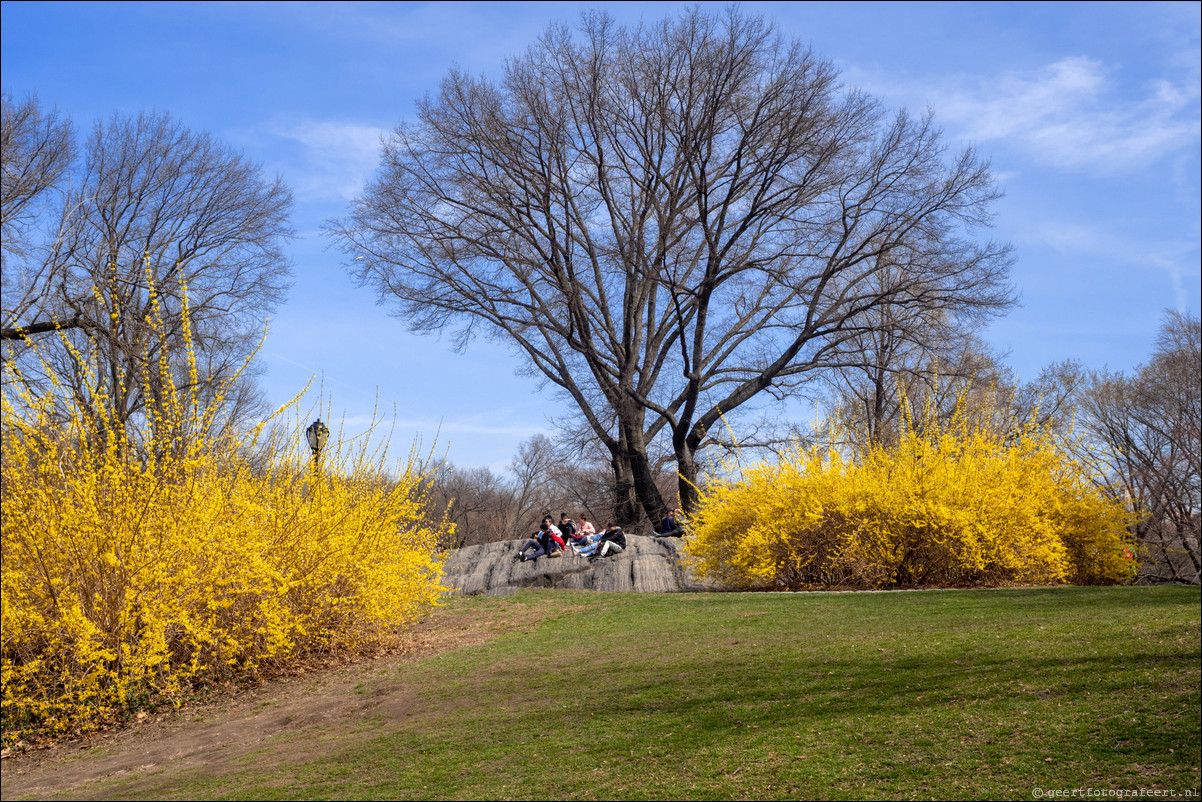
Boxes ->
[684,406,1136,590]
[1,272,447,743]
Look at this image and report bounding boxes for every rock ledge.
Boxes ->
[440,535,711,595]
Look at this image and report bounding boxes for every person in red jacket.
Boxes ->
[542,515,566,556]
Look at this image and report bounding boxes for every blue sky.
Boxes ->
[3,1,1199,470]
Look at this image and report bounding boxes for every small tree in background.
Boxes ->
[818,311,1083,455]
[1076,311,1200,584]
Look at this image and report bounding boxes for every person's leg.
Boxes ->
[592,541,625,560]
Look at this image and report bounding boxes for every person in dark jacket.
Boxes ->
[657,508,685,538]
[516,521,560,562]
[589,521,626,562]
[558,513,577,543]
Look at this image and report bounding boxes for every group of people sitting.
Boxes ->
[515,513,622,563]
[514,508,685,564]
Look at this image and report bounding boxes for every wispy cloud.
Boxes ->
[1026,219,1200,314]
[389,416,550,439]
[927,56,1200,174]
[265,120,388,203]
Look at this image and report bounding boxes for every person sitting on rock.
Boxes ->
[588,521,626,562]
[576,513,596,541]
[570,512,599,556]
[656,508,686,538]
[516,520,561,562]
[542,515,566,557]
[558,512,577,543]
[573,538,600,558]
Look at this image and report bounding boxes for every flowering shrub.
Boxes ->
[684,404,1136,590]
[1,269,447,743]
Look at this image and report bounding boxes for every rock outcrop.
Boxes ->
[440,535,712,595]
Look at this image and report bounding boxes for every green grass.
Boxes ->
[37,587,1202,800]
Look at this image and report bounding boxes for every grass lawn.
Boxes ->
[27,586,1202,800]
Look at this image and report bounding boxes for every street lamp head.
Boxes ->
[305,418,329,457]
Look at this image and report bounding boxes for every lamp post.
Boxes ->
[305,417,329,475]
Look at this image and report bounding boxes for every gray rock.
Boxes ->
[439,535,714,595]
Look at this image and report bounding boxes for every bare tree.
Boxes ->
[2,94,76,326]
[429,463,513,548]
[1,94,74,242]
[1076,311,1201,583]
[2,109,293,442]
[335,9,1014,523]
[820,306,1083,455]
[816,295,969,449]
[430,434,615,547]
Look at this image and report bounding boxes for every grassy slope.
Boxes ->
[64,587,1202,800]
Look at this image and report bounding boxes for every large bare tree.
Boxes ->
[2,104,293,441]
[335,9,1014,524]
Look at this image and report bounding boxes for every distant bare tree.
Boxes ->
[1077,311,1201,584]
[2,94,76,322]
[432,435,560,547]
[336,8,1014,523]
[546,456,625,526]
[816,296,969,449]
[820,307,1083,454]
[430,464,513,548]
[2,109,292,443]
[432,432,630,547]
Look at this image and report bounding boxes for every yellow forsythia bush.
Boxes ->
[685,406,1136,591]
[1,273,448,743]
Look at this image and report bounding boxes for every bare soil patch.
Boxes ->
[0,595,560,800]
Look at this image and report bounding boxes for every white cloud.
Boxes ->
[268,120,388,203]
[929,56,1200,174]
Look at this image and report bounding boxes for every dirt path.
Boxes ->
[0,597,539,800]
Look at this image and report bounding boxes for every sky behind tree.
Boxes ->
[3,1,1198,469]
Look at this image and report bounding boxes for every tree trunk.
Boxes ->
[609,443,640,528]
[627,443,667,528]
[608,417,668,530]
[675,446,701,515]
[620,400,669,528]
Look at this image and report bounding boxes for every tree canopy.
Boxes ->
[2,97,293,439]
[336,9,1014,524]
